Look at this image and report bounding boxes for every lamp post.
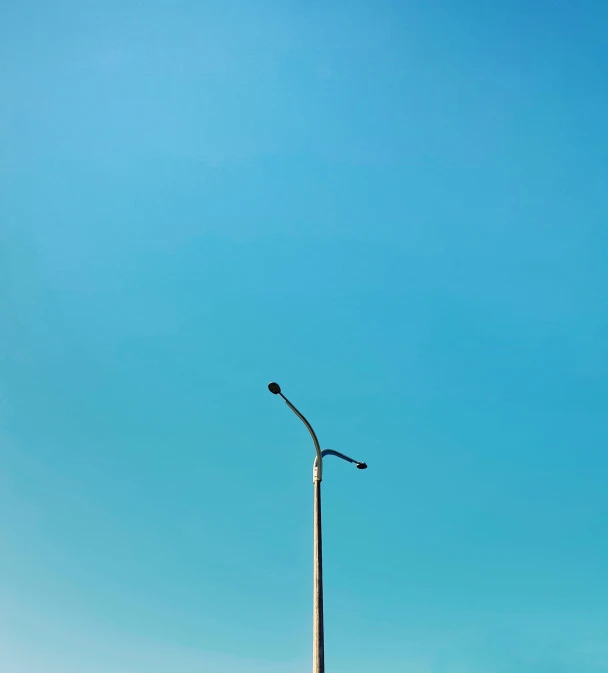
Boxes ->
[268,382,367,673]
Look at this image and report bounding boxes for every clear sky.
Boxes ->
[2,1,608,672]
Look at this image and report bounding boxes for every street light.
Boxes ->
[268,382,367,673]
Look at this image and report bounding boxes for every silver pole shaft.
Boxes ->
[313,479,325,673]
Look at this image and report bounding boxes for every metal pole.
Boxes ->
[313,476,325,673]
[267,383,367,673]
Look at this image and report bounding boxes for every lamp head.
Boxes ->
[268,382,282,395]
[356,462,368,470]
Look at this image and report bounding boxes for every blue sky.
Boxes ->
[2,1,608,671]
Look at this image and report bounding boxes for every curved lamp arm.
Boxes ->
[321,449,367,468]
[268,382,323,479]
[314,449,367,482]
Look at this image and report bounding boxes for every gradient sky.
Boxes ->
[2,1,608,672]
